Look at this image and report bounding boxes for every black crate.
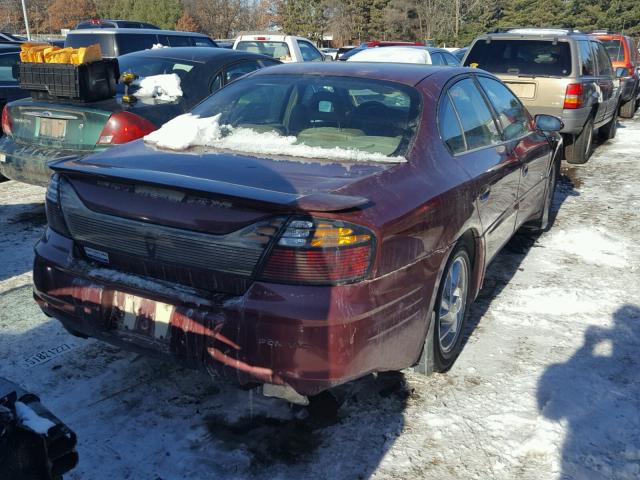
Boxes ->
[19,59,119,102]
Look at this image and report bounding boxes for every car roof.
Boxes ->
[476,29,592,41]
[0,43,21,52]
[249,61,464,86]
[120,46,274,63]
[347,46,433,64]
[67,28,209,37]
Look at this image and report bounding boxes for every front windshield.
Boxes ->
[144,75,421,162]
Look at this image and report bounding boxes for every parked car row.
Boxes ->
[0,48,279,185]
[0,25,633,405]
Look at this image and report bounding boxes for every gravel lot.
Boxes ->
[1,113,639,480]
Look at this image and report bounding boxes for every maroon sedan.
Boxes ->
[34,63,562,403]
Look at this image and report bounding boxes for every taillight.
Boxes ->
[563,83,583,109]
[1,104,12,136]
[258,218,374,285]
[45,174,71,237]
[625,63,633,78]
[97,111,156,145]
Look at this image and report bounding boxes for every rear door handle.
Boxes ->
[479,188,491,202]
[522,164,529,177]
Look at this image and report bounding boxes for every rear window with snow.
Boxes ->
[117,55,199,101]
[144,75,421,162]
[236,41,291,61]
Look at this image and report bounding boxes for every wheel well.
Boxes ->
[458,230,476,267]
[457,229,482,299]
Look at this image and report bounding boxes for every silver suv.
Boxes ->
[464,28,623,164]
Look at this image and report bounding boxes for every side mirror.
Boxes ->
[534,114,563,132]
[323,54,334,62]
[616,66,630,78]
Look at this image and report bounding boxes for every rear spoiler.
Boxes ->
[49,159,370,213]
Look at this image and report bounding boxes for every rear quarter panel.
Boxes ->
[308,72,484,365]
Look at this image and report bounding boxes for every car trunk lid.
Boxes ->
[51,142,382,294]
[8,102,112,150]
[6,98,177,151]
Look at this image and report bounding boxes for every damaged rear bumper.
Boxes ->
[33,228,429,397]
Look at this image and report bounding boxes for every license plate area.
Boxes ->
[39,117,67,139]
[505,82,537,99]
[111,292,174,350]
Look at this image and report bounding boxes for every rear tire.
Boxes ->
[564,117,593,164]
[620,96,636,119]
[598,109,618,142]
[415,243,472,374]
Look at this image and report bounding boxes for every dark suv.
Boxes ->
[464,28,623,164]
[74,19,161,30]
[65,28,218,57]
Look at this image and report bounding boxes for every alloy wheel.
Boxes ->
[438,255,469,354]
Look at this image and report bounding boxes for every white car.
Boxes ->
[347,46,460,66]
[233,33,329,63]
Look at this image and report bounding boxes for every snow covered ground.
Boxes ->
[0,113,639,479]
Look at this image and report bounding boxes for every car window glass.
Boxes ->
[116,33,158,55]
[259,59,280,68]
[117,56,200,99]
[297,41,323,62]
[443,53,460,66]
[0,52,19,82]
[236,41,291,61]
[602,39,624,62]
[191,75,421,158]
[448,78,501,150]
[65,33,116,57]
[167,36,191,47]
[595,43,613,76]
[464,40,571,77]
[194,38,215,47]
[578,40,596,76]
[224,61,262,84]
[430,52,444,65]
[439,93,466,154]
[478,77,531,141]
[211,73,223,92]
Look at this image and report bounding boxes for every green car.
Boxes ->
[0,47,279,186]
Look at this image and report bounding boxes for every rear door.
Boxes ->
[476,75,552,226]
[591,40,615,123]
[440,76,521,262]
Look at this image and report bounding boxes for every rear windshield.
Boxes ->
[146,75,421,162]
[465,39,572,77]
[236,41,291,61]
[602,39,625,62]
[65,33,116,57]
[116,55,201,100]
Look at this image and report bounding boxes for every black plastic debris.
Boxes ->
[0,377,78,480]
